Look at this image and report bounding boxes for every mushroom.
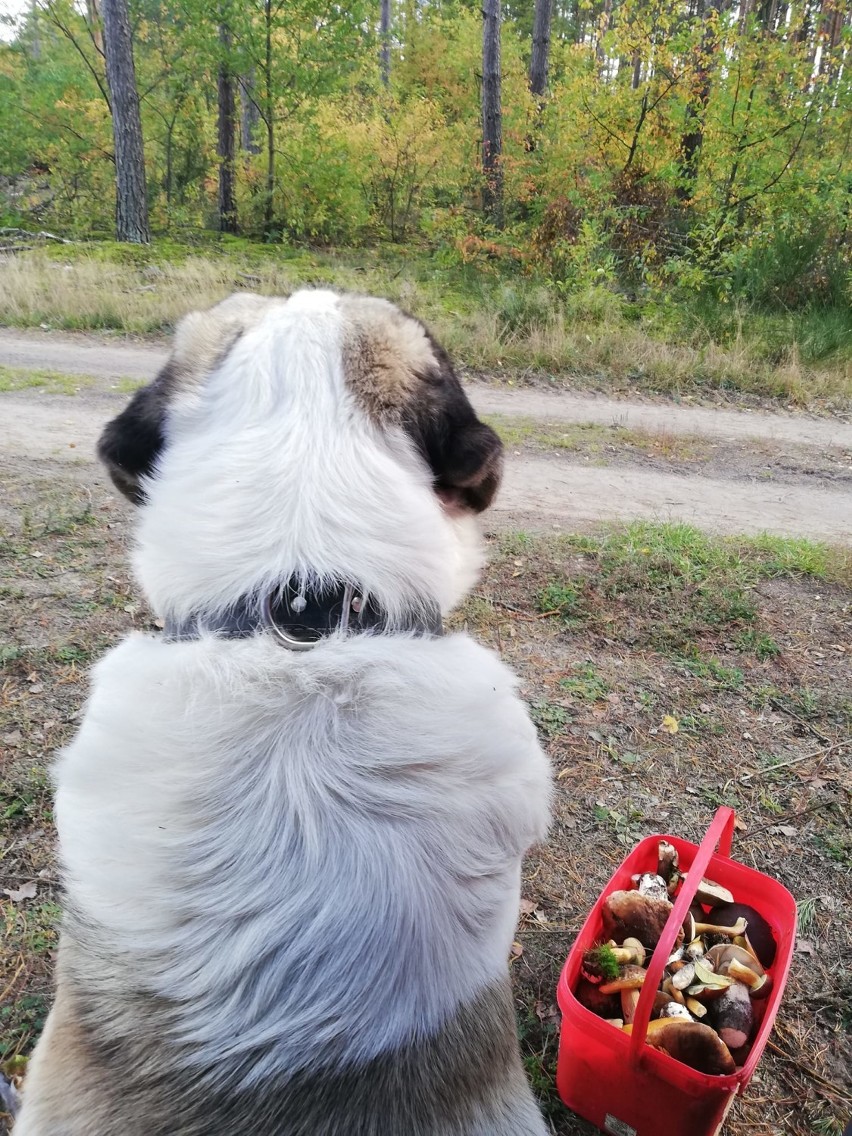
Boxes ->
[685,960,734,1001]
[685,937,706,961]
[685,997,707,1019]
[581,938,645,983]
[599,964,646,996]
[693,917,748,938]
[599,965,647,1024]
[681,874,735,908]
[704,944,770,998]
[602,890,682,950]
[707,903,777,968]
[623,1019,737,1076]
[662,978,687,1007]
[633,873,670,902]
[709,982,753,1050]
[657,840,679,888]
[671,962,697,991]
[660,1001,693,1022]
[575,978,621,1018]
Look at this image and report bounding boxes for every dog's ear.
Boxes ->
[403,342,504,514]
[97,370,171,505]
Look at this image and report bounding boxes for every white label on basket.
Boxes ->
[604,1116,637,1136]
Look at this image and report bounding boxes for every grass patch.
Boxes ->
[560,662,610,702]
[531,522,852,655]
[487,416,706,462]
[0,365,97,395]
[0,243,849,407]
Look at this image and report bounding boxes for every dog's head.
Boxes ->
[99,290,503,621]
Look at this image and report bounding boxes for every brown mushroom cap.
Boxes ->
[576,978,621,1018]
[709,903,777,968]
[602,890,683,950]
[623,1019,737,1076]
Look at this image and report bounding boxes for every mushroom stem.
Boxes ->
[693,918,748,938]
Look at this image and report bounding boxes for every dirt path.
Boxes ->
[1,329,851,542]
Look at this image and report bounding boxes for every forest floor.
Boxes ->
[1,331,851,1135]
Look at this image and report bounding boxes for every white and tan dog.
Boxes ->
[15,290,552,1135]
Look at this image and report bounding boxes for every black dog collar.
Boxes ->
[163,579,443,650]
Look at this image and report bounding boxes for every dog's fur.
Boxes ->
[14,290,552,1136]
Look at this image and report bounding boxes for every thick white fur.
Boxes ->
[56,631,550,1083]
[136,289,482,623]
[31,288,552,1105]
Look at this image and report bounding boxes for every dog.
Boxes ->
[14,290,553,1135]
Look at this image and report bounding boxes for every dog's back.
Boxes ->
[14,291,552,1135]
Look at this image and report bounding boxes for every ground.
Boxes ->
[1,328,851,1134]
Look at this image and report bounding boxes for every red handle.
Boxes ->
[629,806,737,1060]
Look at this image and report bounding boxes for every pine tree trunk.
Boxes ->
[217,23,238,233]
[529,0,553,96]
[481,0,503,228]
[100,0,150,243]
[380,0,391,87]
[677,0,724,200]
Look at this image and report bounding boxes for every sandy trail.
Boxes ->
[1,329,850,542]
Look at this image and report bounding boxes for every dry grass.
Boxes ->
[1,247,850,409]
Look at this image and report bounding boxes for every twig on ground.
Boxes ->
[766,1039,852,1102]
[740,740,847,781]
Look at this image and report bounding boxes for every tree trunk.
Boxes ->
[239,71,261,153]
[86,0,104,55]
[100,0,150,243]
[263,0,275,239]
[481,0,503,228]
[529,0,553,96]
[217,23,238,233]
[677,0,724,200]
[380,0,391,87]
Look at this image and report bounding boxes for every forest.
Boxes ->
[0,0,850,394]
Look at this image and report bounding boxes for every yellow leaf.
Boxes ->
[661,715,679,734]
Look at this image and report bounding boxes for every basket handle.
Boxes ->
[629,806,737,1061]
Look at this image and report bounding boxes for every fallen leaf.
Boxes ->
[3,881,37,903]
[734,816,748,832]
[771,825,797,838]
[510,941,524,960]
[519,898,537,916]
[660,715,679,735]
[795,939,815,955]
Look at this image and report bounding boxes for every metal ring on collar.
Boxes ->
[260,591,322,652]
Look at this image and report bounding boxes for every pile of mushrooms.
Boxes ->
[576,840,777,1076]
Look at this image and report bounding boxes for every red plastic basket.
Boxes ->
[556,807,797,1136]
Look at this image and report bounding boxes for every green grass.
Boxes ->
[0,241,849,407]
[559,662,610,702]
[530,522,851,653]
[486,415,705,462]
[0,365,96,395]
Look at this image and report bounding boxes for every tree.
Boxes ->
[100,0,149,242]
[380,0,391,87]
[481,0,503,226]
[678,0,727,200]
[217,20,238,232]
[529,0,553,97]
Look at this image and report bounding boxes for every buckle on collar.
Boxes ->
[261,582,361,651]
